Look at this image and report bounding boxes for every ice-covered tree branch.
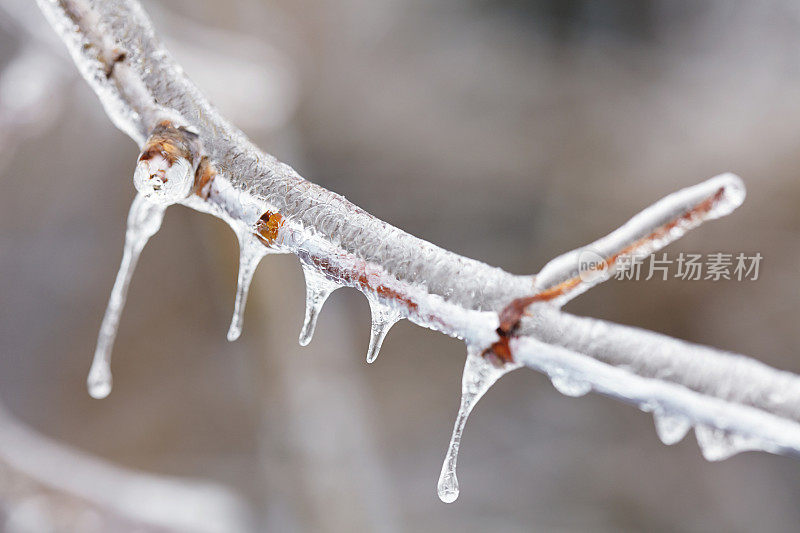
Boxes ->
[37,0,800,503]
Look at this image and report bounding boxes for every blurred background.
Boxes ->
[2,0,800,531]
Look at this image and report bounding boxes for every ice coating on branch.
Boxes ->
[532,174,745,306]
[364,294,401,363]
[37,0,535,319]
[437,347,520,503]
[87,193,165,399]
[298,264,340,346]
[513,315,800,459]
[526,309,800,427]
[653,410,691,445]
[226,229,270,341]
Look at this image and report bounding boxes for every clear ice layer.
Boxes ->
[438,348,520,503]
[226,229,270,341]
[87,193,165,399]
[298,264,340,346]
[364,293,401,364]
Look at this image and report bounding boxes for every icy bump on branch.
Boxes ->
[36,0,800,503]
[133,119,202,205]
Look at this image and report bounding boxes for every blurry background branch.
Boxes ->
[0,405,251,532]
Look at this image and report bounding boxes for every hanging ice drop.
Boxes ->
[653,409,691,445]
[694,425,766,461]
[226,229,269,341]
[87,193,166,399]
[549,371,591,398]
[437,346,521,503]
[365,293,401,364]
[298,264,340,346]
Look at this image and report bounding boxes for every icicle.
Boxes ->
[653,410,691,445]
[87,193,166,399]
[438,347,521,503]
[226,229,269,341]
[549,372,591,398]
[694,425,765,461]
[298,264,340,346]
[364,293,401,364]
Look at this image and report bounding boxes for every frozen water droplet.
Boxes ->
[548,369,591,397]
[437,471,459,504]
[438,346,520,503]
[133,152,194,206]
[694,425,764,461]
[88,193,165,399]
[366,323,393,364]
[695,425,739,461]
[86,361,112,400]
[298,264,340,346]
[227,229,269,341]
[365,294,401,364]
[639,401,658,413]
[653,410,690,445]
